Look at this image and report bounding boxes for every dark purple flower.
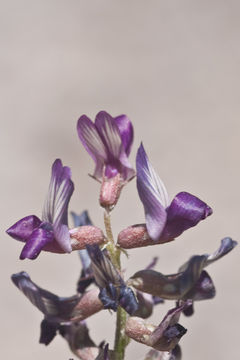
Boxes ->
[11,271,103,328]
[86,244,138,315]
[77,111,134,182]
[6,159,74,259]
[118,144,212,248]
[134,257,164,319]
[129,238,237,302]
[59,321,99,359]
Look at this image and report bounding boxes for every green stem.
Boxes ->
[103,210,128,360]
[114,307,128,360]
[104,210,120,270]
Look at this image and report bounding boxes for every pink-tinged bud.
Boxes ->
[70,226,105,250]
[99,173,123,209]
[70,288,103,322]
[118,224,163,249]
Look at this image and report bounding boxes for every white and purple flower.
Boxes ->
[6,161,105,259]
[6,159,74,259]
[77,111,134,182]
[118,144,213,248]
[77,111,135,208]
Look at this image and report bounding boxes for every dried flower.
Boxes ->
[128,238,237,302]
[86,244,138,315]
[126,303,188,352]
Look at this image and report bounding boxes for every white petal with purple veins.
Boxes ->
[136,144,168,241]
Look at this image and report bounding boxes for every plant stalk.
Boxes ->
[103,210,128,360]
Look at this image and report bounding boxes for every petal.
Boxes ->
[144,345,182,360]
[204,237,238,267]
[59,321,96,353]
[118,285,139,315]
[148,304,188,351]
[161,192,212,241]
[86,245,123,289]
[42,159,74,252]
[77,115,107,179]
[136,144,168,241]
[95,111,122,160]
[183,270,215,301]
[11,272,60,316]
[99,285,118,312]
[114,114,134,156]
[6,215,42,242]
[20,226,54,260]
[133,291,154,319]
[126,304,187,352]
[129,255,207,300]
[179,237,237,273]
[86,245,137,314]
[96,111,135,180]
[53,223,72,254]
[39,319,59,345]
[71,210,93,227]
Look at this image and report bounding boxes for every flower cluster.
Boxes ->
[7,111,237,360]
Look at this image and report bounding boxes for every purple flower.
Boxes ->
[136,143,213,242]
[77,111,135,182]
[118,144,212,248]
[6,159,74,259]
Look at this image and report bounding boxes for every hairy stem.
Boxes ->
[103,210,128,360]
[104,210,120,269]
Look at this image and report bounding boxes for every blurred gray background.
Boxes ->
[1,1,239,359]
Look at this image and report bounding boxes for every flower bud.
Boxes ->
[99,173,123,209]
[70,226,105,250]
